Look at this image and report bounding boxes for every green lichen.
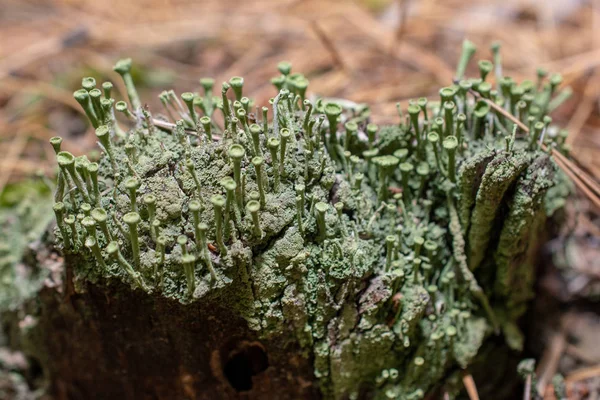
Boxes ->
[467,152,530,271]
[493,156,556,322]
[13,40,573,398]
[457,149,496,233]
[0,181,54,311]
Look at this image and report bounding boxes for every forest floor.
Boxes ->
[0,0,599,398]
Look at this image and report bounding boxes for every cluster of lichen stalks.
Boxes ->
[50,40,570,399]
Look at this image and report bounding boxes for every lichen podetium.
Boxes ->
[46,41,572,399]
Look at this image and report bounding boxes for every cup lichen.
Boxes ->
[46,42,574,399]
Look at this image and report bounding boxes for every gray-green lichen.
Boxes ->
[4,41,574,399]
[0,181,54,311]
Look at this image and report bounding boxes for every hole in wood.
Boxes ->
[223,342,269,392]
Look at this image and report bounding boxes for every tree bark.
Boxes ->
[4,252,319,400]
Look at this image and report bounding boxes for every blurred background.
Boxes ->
[0,0,599,398]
